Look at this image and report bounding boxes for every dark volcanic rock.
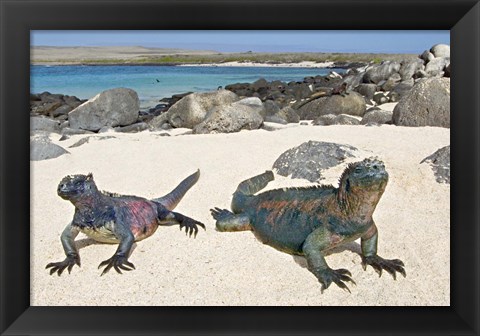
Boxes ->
[420,145,450,183]
[272,141,359,182]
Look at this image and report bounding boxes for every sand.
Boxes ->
[30,124,450,306]
[177,61,335,68]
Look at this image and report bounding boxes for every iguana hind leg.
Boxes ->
[211,207,251,232]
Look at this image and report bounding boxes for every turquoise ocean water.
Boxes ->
[31,65,343,108]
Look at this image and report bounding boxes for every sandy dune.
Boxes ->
[31,124,449,306]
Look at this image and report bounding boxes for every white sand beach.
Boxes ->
[30,124,450,306]
[177,61,335,68]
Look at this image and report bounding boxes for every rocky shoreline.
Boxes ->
[31,44,451,162]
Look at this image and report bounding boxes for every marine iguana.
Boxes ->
[211,158,405,292]
[46,170,205,276]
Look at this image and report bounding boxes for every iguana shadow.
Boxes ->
[75,238,138,257]
[292,241,362,269]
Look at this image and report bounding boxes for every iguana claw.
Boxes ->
[362,255,406,280]
[318,268,356,293]
[98,254,135,276]
[46,254,80,276]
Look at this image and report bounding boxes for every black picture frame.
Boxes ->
[1,0,479,335]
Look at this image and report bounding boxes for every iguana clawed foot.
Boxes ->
[98,254,135,276]
[179,217,206,238]
[317,268,356,293]
[46,254,81,276]
[210,207,234,221]
[361,255,406,280]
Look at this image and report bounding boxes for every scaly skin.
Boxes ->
[46,170,205,276]
[211,158,405,293]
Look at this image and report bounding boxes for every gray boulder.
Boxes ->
[264,115,288,124]
[30,117,61,133]
[272,141,359,182]
[363,61,401,84]
[276,106,300,123]
[263,100,281,118]
[30,134,69,161]
[115,122,149,133]
[425,57,450,75]
[399,59,425,81]
[390,81,414,98]
[51,105,73,118]
[361,109,393,125]
[393,77,450,127]
[430,44,450,58]
[373,92,389,105]
[298,91,366,120]
[193,97,264,134]
[313,114,360,126]
[166,89,238,128]
[420,145,450,183]
[356,83,377,100]
[420,50,435,63]
[312,114,337,126]
[68,88,140,131]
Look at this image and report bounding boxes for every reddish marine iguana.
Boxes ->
[46,170,205,276]
[211,158,405,292]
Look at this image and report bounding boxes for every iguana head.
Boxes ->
[337,158,388,212]
[57,173,97,201]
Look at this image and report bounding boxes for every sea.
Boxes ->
[30,65,344,109]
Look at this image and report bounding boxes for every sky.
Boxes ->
[31,30,450,54]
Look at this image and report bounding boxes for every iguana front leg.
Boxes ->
[361,224,406,279]
[303,228,356,293]
[211,207,251,232]
[157,208,206,237]
[46,223,81,276]
[98,222,136,276]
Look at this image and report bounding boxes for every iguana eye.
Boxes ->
[354,167,362,173]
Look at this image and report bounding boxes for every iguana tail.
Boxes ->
[231,170,274,213]
[153,170,200,211]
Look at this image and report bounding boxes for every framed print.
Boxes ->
[1,0,479,335]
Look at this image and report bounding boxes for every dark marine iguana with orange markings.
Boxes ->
[211,158,405,293]
[47,170,205,276]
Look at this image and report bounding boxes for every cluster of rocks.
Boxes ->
[273,141,449,185]
[30,44,450,138]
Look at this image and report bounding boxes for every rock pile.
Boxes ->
[30,44,451,138]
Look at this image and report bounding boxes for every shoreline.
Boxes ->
[32,61,337,68]
[31,46,417,67]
